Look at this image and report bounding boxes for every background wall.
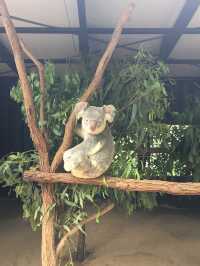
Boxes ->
[0,77,32,158]
[0,77,32,197]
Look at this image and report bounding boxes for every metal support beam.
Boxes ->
[0,56,200,66]
[166,58,200,64]
[89,36,138,52]
[6,57,200,66]
[160,0,200,60]
[23,57,81,64]
[1,27,200,35]
[77,0,89,55]
[40,58,200,66]
[0,27,80,34]
[10,16,53,27]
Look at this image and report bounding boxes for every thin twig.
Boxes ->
[56,203,115,258]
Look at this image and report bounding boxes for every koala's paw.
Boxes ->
[64,162,75,172]
[63,150,80,171]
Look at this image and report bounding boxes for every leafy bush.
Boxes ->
[0,49,170,231]
[0,151,41,230]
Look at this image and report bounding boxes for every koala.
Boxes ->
[63,102,116,179]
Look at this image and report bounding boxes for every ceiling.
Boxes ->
[0,0,200,78]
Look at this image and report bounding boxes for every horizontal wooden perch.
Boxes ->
[24,171,200,196]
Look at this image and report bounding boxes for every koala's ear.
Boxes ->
[74,102,88,120]
[103,105,116,123]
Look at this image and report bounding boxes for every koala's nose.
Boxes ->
[90,121,97,131]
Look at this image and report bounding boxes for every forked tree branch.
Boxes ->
[56,203,115,258]
[20,39,49,143]
[0,2,56,266]
[50,2,135,172]
[0,0,49,168]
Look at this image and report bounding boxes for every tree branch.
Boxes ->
[0,0,49,168]
[20,39,49,143]
[0,2,56,266]
[24,171,200,196]
[50,2,135,172]
[56,203,114,258]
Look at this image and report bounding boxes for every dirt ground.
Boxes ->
[1,199,200,266]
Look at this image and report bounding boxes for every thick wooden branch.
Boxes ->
[24,171,200,196]
[0,0,49,167]
[50,2,135,172]
[79,2,135,102]
[20,39,48,142]
[56,203,114,258]
[0,2,57,266]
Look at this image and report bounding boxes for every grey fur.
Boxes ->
[63,104,116,179]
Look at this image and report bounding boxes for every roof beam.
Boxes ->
[166,58,200,64]
[77,0,89,55]
[23,57,81,64]
[88,36,138,52]
[120,36,162,48]
[21,57,200,66]
[0,27,80,34]
[160,0,200,60]
[1,27,200,35]
[0,41,16,72]
[10,16,53,27]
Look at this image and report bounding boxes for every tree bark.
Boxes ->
[0,1,134,266]
[0,2,56,265]
[0,0,48,160]
[20,39,48,141]
[24,171,200,196]
[41,184,56,266]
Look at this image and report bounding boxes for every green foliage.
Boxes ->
[151,80,200,181]
[10,64,84,153]
[0,151,41,230]
[0,49,173,232]
[93,50,169,136]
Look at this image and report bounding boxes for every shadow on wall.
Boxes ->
[0,77,33,158]
[0,77,33,198]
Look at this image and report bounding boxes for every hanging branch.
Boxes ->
[24,171,200,196]
[50,2,135,172]
[56,203,115,259]
[20,39,49,143]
